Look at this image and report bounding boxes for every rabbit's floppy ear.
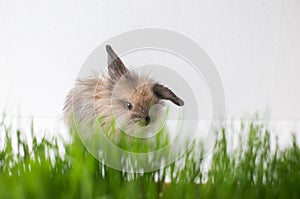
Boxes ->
[152,84,184,106]
[106,45,129,80]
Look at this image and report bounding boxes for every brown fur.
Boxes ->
[63,45,184,129]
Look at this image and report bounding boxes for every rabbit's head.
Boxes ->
[105,45,184,127]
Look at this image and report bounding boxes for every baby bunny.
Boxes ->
[64,45,184,133]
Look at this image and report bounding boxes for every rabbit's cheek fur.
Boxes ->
[129,85,159,119]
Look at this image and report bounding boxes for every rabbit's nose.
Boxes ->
[145,116,151,126]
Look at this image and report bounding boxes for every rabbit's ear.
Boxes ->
[106,45,129,80]
[152,84,184,106]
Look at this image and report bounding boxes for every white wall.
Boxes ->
[0,0,299,133]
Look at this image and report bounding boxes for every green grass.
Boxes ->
[0,117,300,199]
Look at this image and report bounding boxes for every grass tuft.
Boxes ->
[0,117,300,198]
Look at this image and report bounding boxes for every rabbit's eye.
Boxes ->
[125,102,133,110]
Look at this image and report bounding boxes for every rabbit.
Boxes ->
[63,45,184,137]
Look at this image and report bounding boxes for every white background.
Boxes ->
[0,0,300,136]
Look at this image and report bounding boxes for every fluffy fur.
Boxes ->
[64,45,184,131]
